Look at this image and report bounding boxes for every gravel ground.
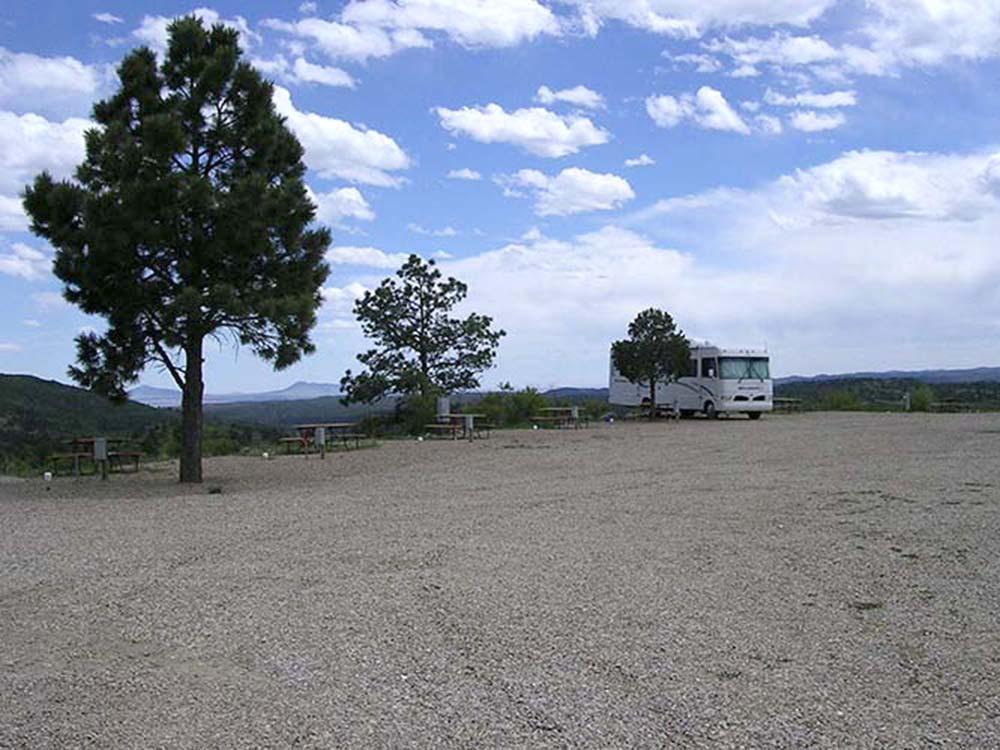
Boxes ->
[1,412,999,748]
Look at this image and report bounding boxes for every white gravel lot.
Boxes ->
[1,412,999,748]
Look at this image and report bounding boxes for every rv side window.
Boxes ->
[701,358,717,378]
[685,359,698,378]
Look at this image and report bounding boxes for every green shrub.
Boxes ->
[398,394,438,435]
[820,390,864,411]
[910,384,933,412]
[505,387,547,425]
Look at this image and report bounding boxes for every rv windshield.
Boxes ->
[719,357,770,380]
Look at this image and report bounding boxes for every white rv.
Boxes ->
[609,343,773,419]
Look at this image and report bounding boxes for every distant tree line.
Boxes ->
[775,379,1000,411]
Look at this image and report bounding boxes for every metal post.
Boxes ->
[465,414,474,441]
[93,437,108,481]
[436,396,451,423]
[315,427,326,459]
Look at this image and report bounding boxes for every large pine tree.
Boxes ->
[23,17,330,482]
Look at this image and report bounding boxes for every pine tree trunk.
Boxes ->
[649,379,657,421]
[179,336,204,483]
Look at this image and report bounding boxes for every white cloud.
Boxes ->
[263,17,431,63]
[646,86,749,134]
[728,63,760,78]
[500,167,635,216]
[407,223,458,236]
[321,281,369,317]
[341,0,559,48]
[765,88,856,108]
[272,86,411,186]
[318,150,1000,385]
[134,8,261,56]
[319,318,360,331]
[671,53,722,72]
[0,243,50,281]
[789,110,846,132]
[0,48,108,117]
[0,195,27,232]
[310,187,375,223]
[446,167,482,180]
[706,33,840,68]
[645,94,690,128]
[783,150,1000,221]
[755,114,783,135]
[625,154,656,167]
[564,0,835,38]
[292,57,355,87]
[638,149,1000,230]
[535,84,605,109]
[981,154,1000,198]
[704,31,889,80]
[702,19,990,80]
[23,319,42,328]
[698,88,746,132]
[299,1,318,13]
[0,111,89,230]
[435,103,609,158]
[253,55,356,88]
[862,0,1000,69]
[93,12,124,25]
[326,246,411,268]
[31,291,66,310]
[0,343,21,353]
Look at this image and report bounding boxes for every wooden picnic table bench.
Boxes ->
[334,432,368,449]
[279,435,310,453]
[50,437,142,477]
[425,422,463,439]
[772,397,803,412]
[289,423,367,456]
[532,413,582,429]
[49,452,95,476]
[108,450,143,473]
[434,413,491,440]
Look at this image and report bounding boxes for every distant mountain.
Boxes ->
[775,366,1000,385]
[129,381,342,407]
[127,367,1000,411]
[127,385,185,408]
[540,387,609,401]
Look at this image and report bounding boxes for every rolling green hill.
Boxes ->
[0,374,175,472]
[204,396,383,427]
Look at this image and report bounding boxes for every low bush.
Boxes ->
[820,390,864,411]
[910,384,934,412]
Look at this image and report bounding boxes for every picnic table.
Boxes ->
[289,422,366,457]
[532,406,585,429]
[426,413,492,440]
[50,437,142,478]
[772,397,803,413]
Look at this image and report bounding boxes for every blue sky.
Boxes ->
[2,0,1000,393]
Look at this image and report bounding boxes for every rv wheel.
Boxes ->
[747,411,762,420]
[703,401,717,419]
